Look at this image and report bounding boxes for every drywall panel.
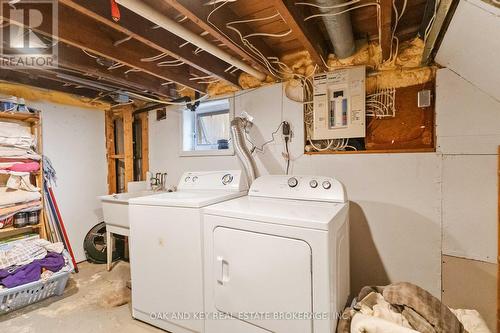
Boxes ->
[234,84,304,176]
[442,255,497,332]
[436,69,500,155]
[149,83,304,185]
[435,0,500,102]
[442,154,497,263]
[295,153,442,297]
[150,84,442,297]
[36,102,108,262]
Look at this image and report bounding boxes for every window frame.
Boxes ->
[179,95,235,157]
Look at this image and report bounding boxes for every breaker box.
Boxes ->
[311,66,366,139]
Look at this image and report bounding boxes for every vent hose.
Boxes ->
[231,117,257,185]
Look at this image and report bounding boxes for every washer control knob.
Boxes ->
[192,176,198,182]
[322,181,332,189]
[185,176,191,182]
[222,174,233,185]
[288,177,298,188]
[309,180,318,188]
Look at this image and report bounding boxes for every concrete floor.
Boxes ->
[0,261,162,333]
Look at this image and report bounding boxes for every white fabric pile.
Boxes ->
[0,187,41,206]
[348,292,491,333]
[0,238,64,270]
[0,121,40,160]
[0,121,35,150]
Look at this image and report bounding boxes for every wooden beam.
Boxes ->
[0,2,206,92]
[0,69,101,100]
[161,0,274,73]
[380,0,393,61]
[498,145,500,333]
[122,107,134,191]
[139,112,149,181]
[105,110,117,194]
[270,0,329,67]
[60,0,240,87]
[58,44,175,98]
[421,0,458,64]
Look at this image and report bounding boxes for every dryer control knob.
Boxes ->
[192,176,198,182]
[185,176,191,182]
[309,180,318,188]
[222,174,233,185]
[322,181,332,189]
[288,177,298,188]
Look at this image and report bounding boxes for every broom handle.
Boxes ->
[48,187,79,273]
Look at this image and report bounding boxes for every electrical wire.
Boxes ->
[157,60,185,67]
[424,0,441,43]
[141,52,169,62]
[304,3,380,21]
[124,68,142,74]
[107,62,125,70]
[113,35,132,47]
[284,136,290,175]
[244,121,285,154]
[82,49,98,59]
[296,0,361,9]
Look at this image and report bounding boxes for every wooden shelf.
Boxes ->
[0,224,41,236]
[0,111,46,240]
[0,112,40,122]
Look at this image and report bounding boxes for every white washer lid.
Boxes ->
[129,190,247,208]
[203,196,347,230]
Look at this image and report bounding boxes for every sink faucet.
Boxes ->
[150,172,168,191]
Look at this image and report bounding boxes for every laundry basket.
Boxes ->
[0,251,74,314]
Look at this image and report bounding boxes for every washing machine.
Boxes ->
[203,175,350,333]
[128,170,248,333]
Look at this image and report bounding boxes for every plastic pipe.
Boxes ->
[115,0,267,81]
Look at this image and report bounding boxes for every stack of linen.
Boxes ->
[0,238,70,289]
[0,121,41,229]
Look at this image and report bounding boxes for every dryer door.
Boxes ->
[213,227,313,333]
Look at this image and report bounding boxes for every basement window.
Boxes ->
[180,97,234,156]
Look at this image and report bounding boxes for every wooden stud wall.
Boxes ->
[139,113,150,181]
[105,110,117,194]
[123,107,134,192]
[105,106,149,194]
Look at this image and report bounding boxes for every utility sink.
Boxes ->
[100,190,160,229]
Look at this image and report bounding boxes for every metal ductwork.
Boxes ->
[230,117,257,185]
[315,0,356,58]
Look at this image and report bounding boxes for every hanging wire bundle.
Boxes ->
[366,88,396,119]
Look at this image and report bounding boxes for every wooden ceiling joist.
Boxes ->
[269,0,329,68]
[380,0,393,61]
[57,44,174,98]
[161,0,276,74]
[0,3,206,93]
[0,69,103,100]
[60,0,240,87]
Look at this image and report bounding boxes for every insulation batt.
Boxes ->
[0,82,109,110]
[206,37,435,98]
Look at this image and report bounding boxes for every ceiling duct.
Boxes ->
[314,0,356,58]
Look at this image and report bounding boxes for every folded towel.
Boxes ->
[0,187,41,207]
[1,162,40,173]
[0,147,41,161]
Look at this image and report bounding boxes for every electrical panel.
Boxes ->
[311,66,366,139]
